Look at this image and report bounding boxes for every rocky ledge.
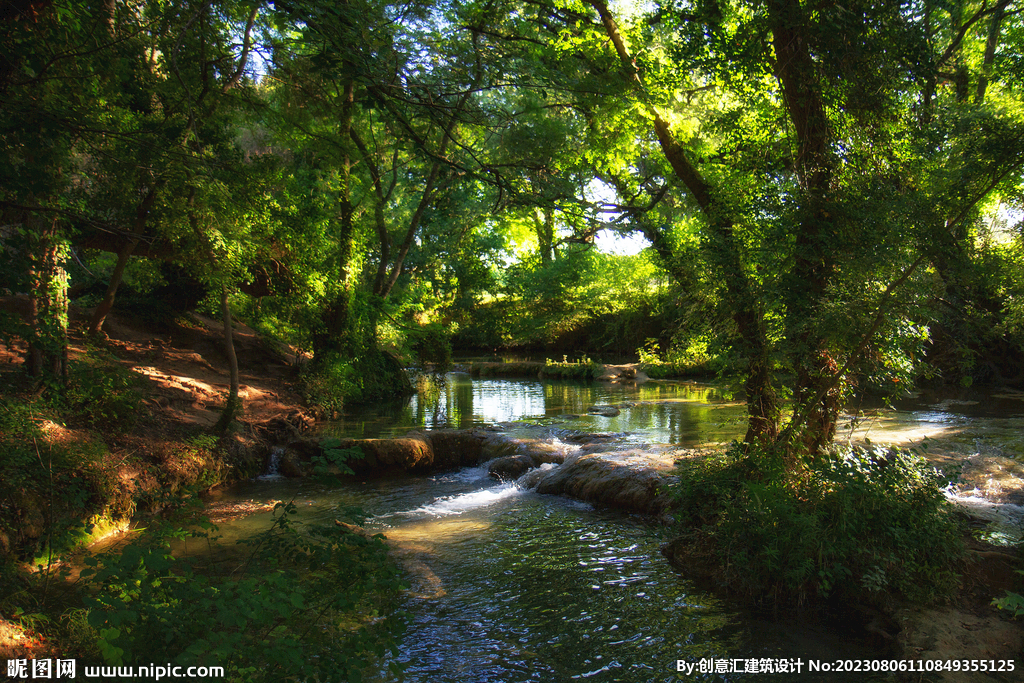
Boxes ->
[276,427,675,517]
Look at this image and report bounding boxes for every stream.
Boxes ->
[206,375,1024,681]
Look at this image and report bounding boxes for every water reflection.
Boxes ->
[209,376,1013,682]
[323,375,746,446]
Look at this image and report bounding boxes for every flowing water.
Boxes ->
[321,374,748,445]
[206,376,1024,681]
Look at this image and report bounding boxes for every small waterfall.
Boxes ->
[396,481,525,519]
[258,446,285,480]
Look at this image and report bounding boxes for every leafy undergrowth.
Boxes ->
[1,445,407,682]
[636,336,725,379]
[470,361,545,377]
[0,347,147,566]
[302,347,413,414]
[81,502,406,682]
[540,356,603,380]
[669,442,966,607]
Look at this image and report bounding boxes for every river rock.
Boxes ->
[534,454,672,515]
[488,454,535,481]
[283,430,491,477]
[425,430,486,469]
[479,431,521,460]
[278,449,309,477]
[563,432,620,444]
[519,440,570,466]
[587,406,620,417]
[350,437,435,472]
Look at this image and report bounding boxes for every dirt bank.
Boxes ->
[0,300,313,550]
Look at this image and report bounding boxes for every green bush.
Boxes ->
[673,443,964,604]
[303,348,413,412]
[64,348,143,432]
[408,322,453,370]
[302,351,361,413]
[0,399,115,561]
[637,336,723,378]
[540,356,602,380]
[993,574,1024,618]
[82,502,406,681]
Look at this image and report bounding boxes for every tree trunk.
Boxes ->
[26,214,69,387]
[975,0,1010,104]
[88,185,158,335]
[313,80,357,359]
[87,237,138,336]
[588,0,780,445]
[533,208,555,264]
[767,0,840,454]
[215,282,240,432]
[315,166,357,356]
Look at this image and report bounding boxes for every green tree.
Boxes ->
[534,0,1024,457]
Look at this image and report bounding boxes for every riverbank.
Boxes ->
[0,302,316,661]
[2,305,1022,676]
[465,359,652,383]
[277,422,1024,678]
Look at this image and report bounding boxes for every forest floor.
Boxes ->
[83,307,313,435]
[0,301,312,661]
[1,300,1022,674]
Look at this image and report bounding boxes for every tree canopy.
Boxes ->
[2,0,1023,451]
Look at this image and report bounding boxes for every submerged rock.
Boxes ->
[532,454,673,515]
[479,431,521,460]
[426,430,485,470]
[488,454,535,481]
[517,463,557,489]
[283,428,674,518]
[587,405,621,417]
[283,429,489,477]
[518,440,572,466]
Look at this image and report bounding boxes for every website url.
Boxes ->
[8,658,226,680]
[83,664,225,679]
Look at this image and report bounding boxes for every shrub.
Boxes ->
[637,336,723,378]
[82,502,406,681]
[64,347,143,432]
[673,443,964,604]
[303,348,413,412]
[993,576,1024,618]
[540,356,603,380]
[301,351,361,413]
[408,322,453,370]
[0,399,113,561]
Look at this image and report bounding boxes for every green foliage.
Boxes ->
[81,503,405,681]
[993,572,1024,618]
[0,399,118,562]
[453,248,675,354]
[63,347,143,432]
[1,0,1023,459]
[673,444,964,604]
[313,439,365,480]
[991,528,1024,618]
[407,322,454,370]
[302,351,361,413]
[637,336,725,378]
[303,347,413,412]
[540,356,603,380]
